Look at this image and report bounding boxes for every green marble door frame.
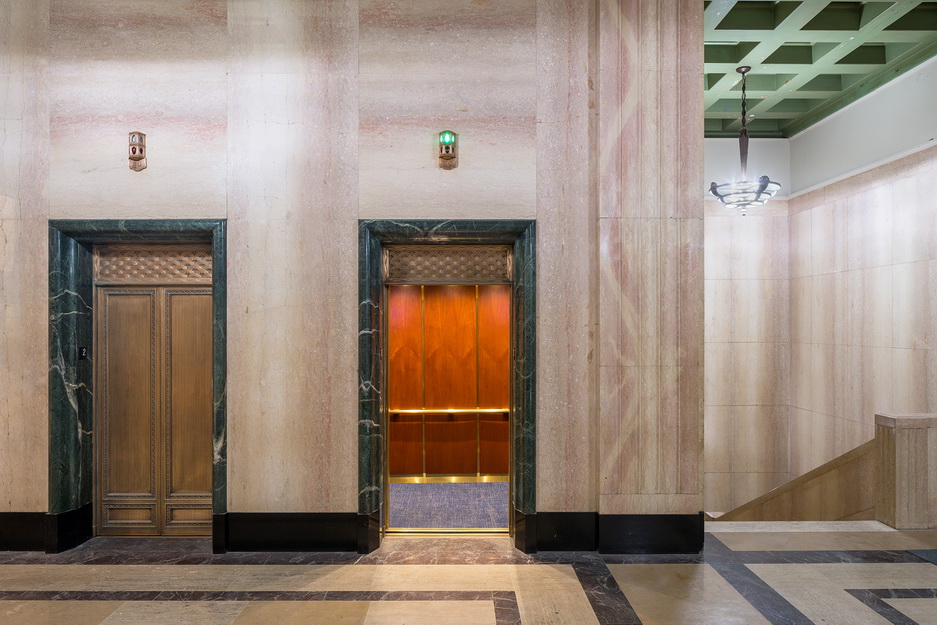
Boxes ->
[47,220,226,552]
[358,220,536,552]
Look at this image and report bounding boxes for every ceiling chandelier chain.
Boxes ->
[709,66,781,216]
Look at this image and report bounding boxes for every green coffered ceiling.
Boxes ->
[704,1,937,137]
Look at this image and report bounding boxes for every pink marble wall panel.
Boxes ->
[227,0,358,513]
[534,0,597,512]
[48,0,226,218]
[703,201,791,511]
[788,146,937,480]
[0,0,50,513]
[598,0,703,515]
[358,0,536,218]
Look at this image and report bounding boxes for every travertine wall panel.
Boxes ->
[789,146,937,479]
[48,0,227,218]
[358,0,536,219]
[0,0,49,512]
[534,0,597,512]
[227,0,358,512]
[598,0,703,515]
[703,201,791,511]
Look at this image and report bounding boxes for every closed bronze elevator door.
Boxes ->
[94,245,213,536]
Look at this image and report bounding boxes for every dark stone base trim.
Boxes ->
[0,512,47,551]
[45,503,93,554]
[225,512,358,552]
[212,513,228,554]
[357,512,381,554]
[512,509,536,553]
[598,512,704,554]
[537,512,598,551]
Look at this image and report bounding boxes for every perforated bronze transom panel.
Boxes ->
[95,245,213,284]
[384,245,512,284]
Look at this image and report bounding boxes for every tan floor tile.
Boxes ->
[363,601,496,625]
[0,601,119,625]
[233,601,370,625]
[713,530,937,551]
[885,598,937,625]
[100,601,246,624]
[751,563,937,625]
[609,563,769,625]
[515,590,600,625]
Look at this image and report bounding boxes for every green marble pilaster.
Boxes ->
[48,228,94,514]
[357,220,537,517]
[47,220,227,517]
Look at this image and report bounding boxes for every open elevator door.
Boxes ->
[384,246,512,532]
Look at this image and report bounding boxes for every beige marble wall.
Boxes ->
[0,0,50,512]
[534,0,597,512]
[48,0,227,218]
[704,200,791,512]
[358,0,536,219]
[789,146,937,478]
[226,0,359,512]
[597,0,704,515]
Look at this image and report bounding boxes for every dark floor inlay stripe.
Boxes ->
[570,560,642,625]
[845,589,936,625]
[708,562,814,625]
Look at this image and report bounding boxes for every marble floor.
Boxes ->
[3,522,937,624]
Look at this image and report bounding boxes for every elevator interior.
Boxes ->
[386,281,511,531]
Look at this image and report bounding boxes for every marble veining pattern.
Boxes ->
[47,220,227,518]
[357,221,536,519]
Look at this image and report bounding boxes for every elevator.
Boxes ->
[93,244,213,536]
[384,245,512,532]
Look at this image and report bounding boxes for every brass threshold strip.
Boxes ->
[385,528,509,535]
[389,408,509,414]
[390,475,509,484]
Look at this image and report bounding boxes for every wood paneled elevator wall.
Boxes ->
[387,284,511,477]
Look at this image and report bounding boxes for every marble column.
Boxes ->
[597,0,704,516]
[0,0,50,513]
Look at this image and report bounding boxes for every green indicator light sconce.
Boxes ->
[438,130,458,170]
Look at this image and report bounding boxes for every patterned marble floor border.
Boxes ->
[0,590,521,624]
[846,588,937,625]
[5,533,937,625]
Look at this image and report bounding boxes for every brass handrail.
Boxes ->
[388,408,508,415]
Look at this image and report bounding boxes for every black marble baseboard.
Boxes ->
[212,513,228,554]
[357,512,381,554]
[512,509,537,553]
[537,512,598,551]
[0,512,47,551]
[45,503,93,554]
[224,512,359,552]
[598,512,704,554]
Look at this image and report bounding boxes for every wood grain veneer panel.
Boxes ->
[101,290,157,498]
[387,286,423,410]
[389,415,423,476]
[423,285,477,410]
[425,414,477,475]
[477,285,510,409]
[480,415,509,475]
[165,290,212,498]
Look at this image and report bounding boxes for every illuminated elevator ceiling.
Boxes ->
[704,1,937,138]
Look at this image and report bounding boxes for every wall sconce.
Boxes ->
[129,131,147,172]
[438,130,458,170]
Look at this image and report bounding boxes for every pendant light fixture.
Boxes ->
[709,66,781,216]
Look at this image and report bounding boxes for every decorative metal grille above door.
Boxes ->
[384,245,512,285]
